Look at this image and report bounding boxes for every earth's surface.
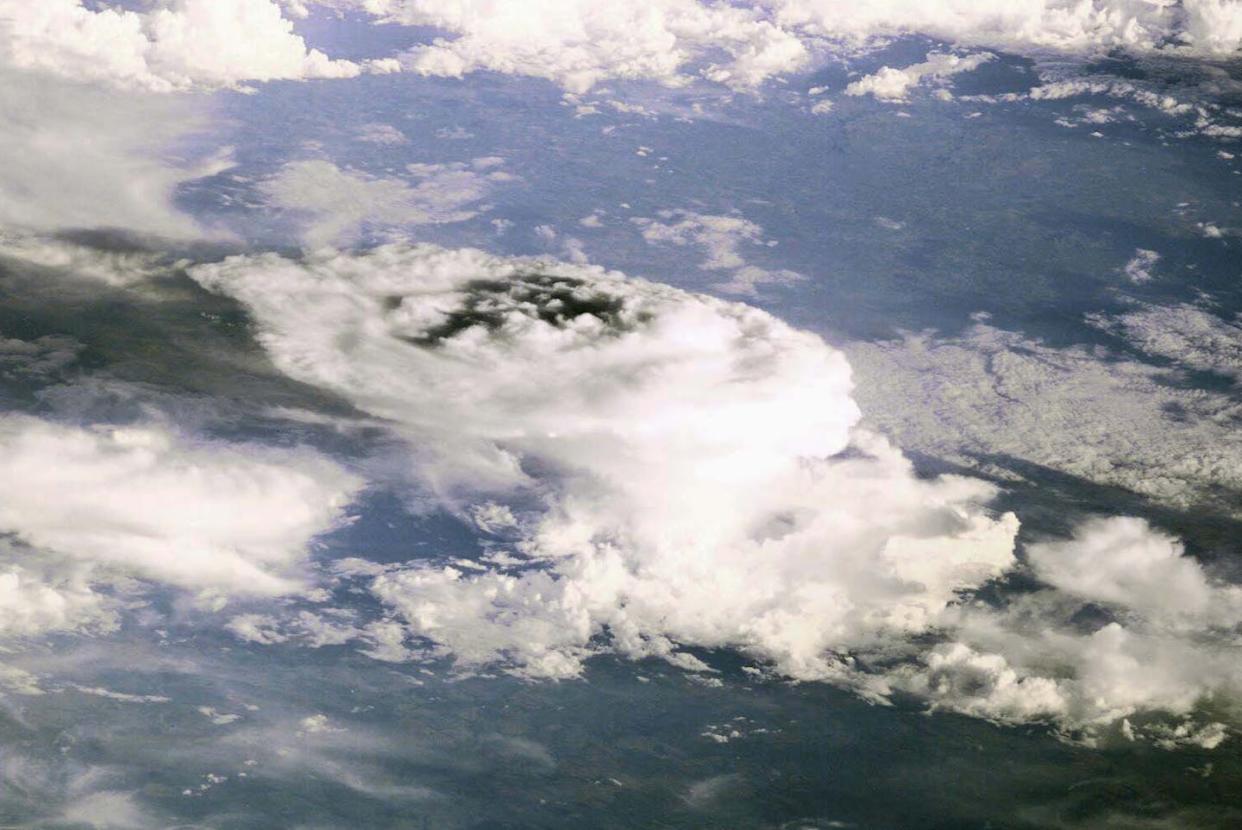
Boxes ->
[1,2,1242,828]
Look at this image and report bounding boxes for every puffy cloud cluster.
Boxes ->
[356,0,809,92]
[261,157,513,247]
[846,303,1242,736]
[0,414,361,608]
[0,231,181,286]
[1028,517,1242,627]
[0,66,228,237]
[1122,248,1161,283]
[1089,301,1242,383]
[770,0,1242,57]
[0,541,115,640]
[844,51,993,101]
[3,0,1239,99]
[631,210,804,295]
[192,243,1019,684]
[0,0,366,92]
[309,0,1242,93]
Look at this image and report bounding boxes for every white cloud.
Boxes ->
[1089,301,1242,382]
[59,790,156,830]
[770,0,1242,58]
[0,0,364,92]
[184,243,1242,746]
[360,0,809,93]
[355,123,409,145]
[0,543,116,639]
[192,243,1019,687]
[848,316,1242,515]
[309,0,1242,93]
[0,231,180,286]
[897,516,1242,744]
[1122,248,1160,283]
[227,610,359,646]
[0,415,361,600]
[631,210,805,295]
[260,157,510,247]
[844,51,992,101]
[0,68,228,237]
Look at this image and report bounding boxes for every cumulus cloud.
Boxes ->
[769,0,1242,58]
[844,51,992,101]
[0,0,364,92]
[1122,248,1160,283]
[305,0,1242,93]
[631,210,804,295]
[0,231,181,286]
[0,541,116,640]
[192,243,1019,688]
[260,158,511,247]
[0,415,361,601]
[182,242,1242,746]
[848,315,1242,515]
[355,123,409,145]
[0,67,228,237]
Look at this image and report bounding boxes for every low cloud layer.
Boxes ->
[4,0,1240,100]
[631,210,804,296]
[192,244,1019,686]
[261,157,512,247]
[0,414,361,618]
[849,311,1242,516]
[0,67,227,237]
[844,51,993,101]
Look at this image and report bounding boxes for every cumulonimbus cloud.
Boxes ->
[191,243,1242,747]
[0,415,362,610]
[191,243,1019,684]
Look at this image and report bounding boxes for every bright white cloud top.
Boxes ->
[5,0,1239,96]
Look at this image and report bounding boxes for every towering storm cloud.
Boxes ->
[192,245,1242,746]
[192,245,1020,683]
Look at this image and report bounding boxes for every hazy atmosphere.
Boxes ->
[1,2,1241,827]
